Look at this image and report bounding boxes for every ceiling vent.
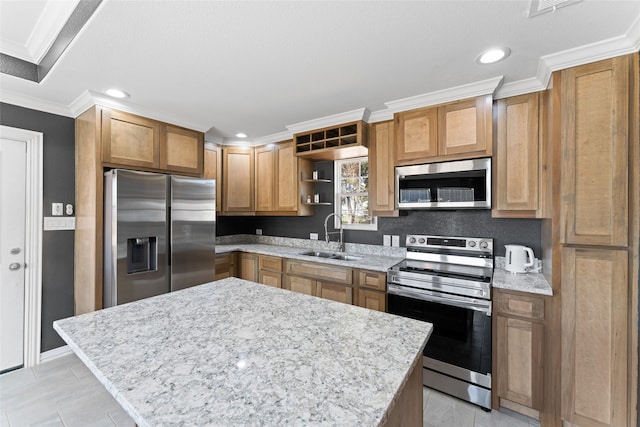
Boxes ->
[528,0,582,17]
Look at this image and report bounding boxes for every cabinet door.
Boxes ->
[496,315,544,410]
[275,141,298,212]
[223,147,255,212]
[369,121,397,216]
[561,56,629,246]
[259,270,282,288]
[204,145,222,213]
[358,289,386,312]
[239,253,258,282]
[160,124,204,175]
[395,107,438,162]
[317,281,352,305]
[358,270,386,292]
[438,95,492,157]
[285,275,317,297]
[493,93,540,216]
[561,247,628,427]
[255,145,275,211]
[102,109,159,169]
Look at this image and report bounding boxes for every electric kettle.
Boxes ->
[504,244,535,273]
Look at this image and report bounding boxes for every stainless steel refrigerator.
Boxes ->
[103,169,215,307]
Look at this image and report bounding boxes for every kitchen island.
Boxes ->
[54,278,431,426]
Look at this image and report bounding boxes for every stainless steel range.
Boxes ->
[387,235,494,410]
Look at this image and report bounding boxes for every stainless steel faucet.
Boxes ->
[324,213,344,252]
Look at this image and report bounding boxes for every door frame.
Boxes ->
[0,125,43,368]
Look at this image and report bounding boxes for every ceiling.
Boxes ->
[1,0,639,144]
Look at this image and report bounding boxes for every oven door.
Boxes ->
[387,283,492,409]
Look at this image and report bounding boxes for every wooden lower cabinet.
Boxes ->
[356,270,387,312]
[258,255,283,288]
[494,289,546,416]
[561,247,628,427]
[317,281,353,304]
[215,252,236,280]
[239,253,258,282]
[285,275,317,296]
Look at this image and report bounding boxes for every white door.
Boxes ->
[0,138,27,372]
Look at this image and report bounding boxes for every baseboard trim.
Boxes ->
[40,345,72,363]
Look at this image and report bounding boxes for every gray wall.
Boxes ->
[1,102,75,352]
[218,160,542,257]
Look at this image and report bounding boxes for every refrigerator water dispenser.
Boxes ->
[127,237,158,274]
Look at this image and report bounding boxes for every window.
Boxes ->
[334,157,377,231]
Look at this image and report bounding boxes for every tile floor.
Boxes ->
[1,353,538,427]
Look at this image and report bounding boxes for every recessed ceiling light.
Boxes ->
[105,88,130,98]
[236,133,247,138]
[477,48,511,64]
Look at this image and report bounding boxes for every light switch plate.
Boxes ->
[392,235,400,247]
[44,217,76,231]
[383,235,391,246]
[310,233,318,240]
[52,203,63,216]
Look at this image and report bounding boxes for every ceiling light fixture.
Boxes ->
[105,88,130,98]
[476,47,511,64]
[236,133,247,138]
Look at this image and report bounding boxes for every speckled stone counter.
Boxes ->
[492,268,553,296]
[216,241,405,272]
[54,278,431,426]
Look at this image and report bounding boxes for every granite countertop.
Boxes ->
[54,278,431,426]
[492,268,553,296]
[216,242,405,272]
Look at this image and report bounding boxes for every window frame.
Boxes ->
[333,156,377,231]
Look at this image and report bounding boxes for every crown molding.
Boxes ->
[0,40,33,63]
[384,76,504,113]
[252,130,293,146]
[0,89,73,117]
[367,109,394,124]
[27,0,80,64]
[495,77,548,99]
[285,108,369,135]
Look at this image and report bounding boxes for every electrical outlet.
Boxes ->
[52,203,63,216]
[310,233,318,240]
[392,235,400,247]
[383,235,391,246]
[256,229,263,235]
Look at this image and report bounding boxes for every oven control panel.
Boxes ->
[405,235,493,253]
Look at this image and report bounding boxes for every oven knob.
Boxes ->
[409,237,416,244]
[468,240,476,247]
[479,240,488,249]
[418,238,425,244]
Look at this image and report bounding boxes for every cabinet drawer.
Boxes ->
[215,252,235,268]
[285,260,353,285]
[259,255,282,272]
[358,270,386,291]
[494,292,544,320]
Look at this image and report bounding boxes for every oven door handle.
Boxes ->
[387,283,492,315]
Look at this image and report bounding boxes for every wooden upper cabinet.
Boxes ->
[101,108,204,176]
[369,121,398,217]
[102,109,160,169]
[560,56,630,247]
[395,95,492,165]
[275,141,298,212]
[493,93,541,218]
[561,247,628,427]
[255,145,276,211]
[438,95,492,157]
[395,107,438,162]
[160,124,204,176]
[204,144,222,213]
[222,147,255,213]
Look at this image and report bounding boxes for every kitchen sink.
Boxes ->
[298,251,362,261]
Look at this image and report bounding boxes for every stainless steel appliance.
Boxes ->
[103,169,216,307]
[395,157,491,210]
[387,235,494,410]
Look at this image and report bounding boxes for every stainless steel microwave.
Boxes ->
[395,158,491,210]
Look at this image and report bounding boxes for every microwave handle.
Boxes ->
[388,283,492,315]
